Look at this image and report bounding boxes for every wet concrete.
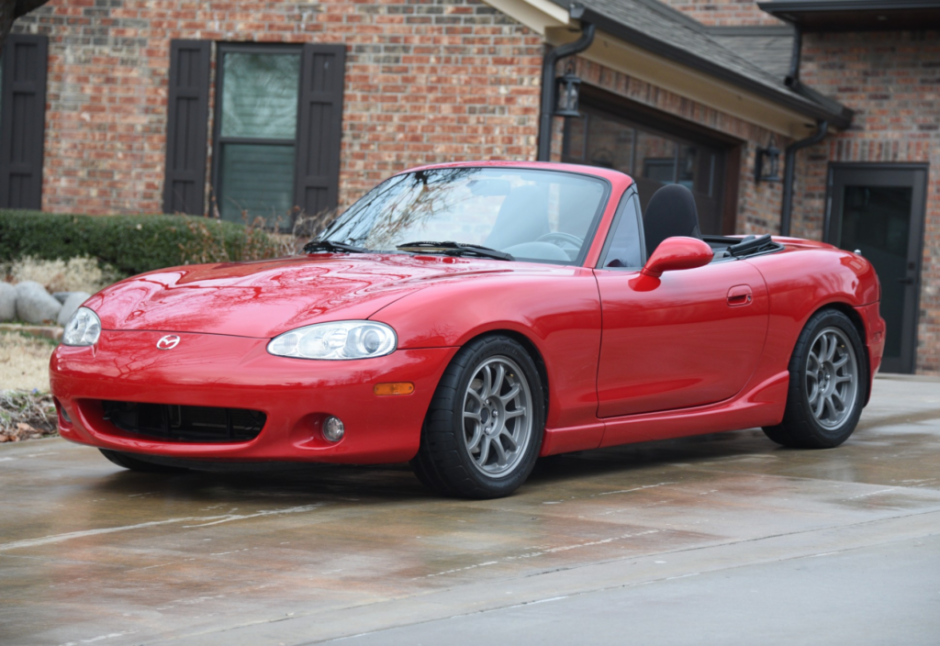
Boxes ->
[1,374,939,645]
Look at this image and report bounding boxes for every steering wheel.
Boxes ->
[535,231,584,253]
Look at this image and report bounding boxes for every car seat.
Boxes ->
[643,184,702,255]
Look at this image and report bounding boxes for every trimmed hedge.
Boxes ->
[0,210,282,277]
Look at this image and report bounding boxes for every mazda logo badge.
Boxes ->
[156,335,181,350]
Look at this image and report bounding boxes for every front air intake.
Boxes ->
[101,401,265,443]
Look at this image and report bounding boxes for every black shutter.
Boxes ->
[163,40,210,215]
[294,44,345,217]
[0,34,47,210]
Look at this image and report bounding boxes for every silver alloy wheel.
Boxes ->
[461,355,533,477]
[805,326,858,430]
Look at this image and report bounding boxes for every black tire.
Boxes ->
[763,309,868,449]
[410,335,545,499]
[99,449,189,473]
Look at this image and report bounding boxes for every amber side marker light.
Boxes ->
[374,382,415,396]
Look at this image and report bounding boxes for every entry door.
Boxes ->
[595,260,769,418]
[826,164,927,374]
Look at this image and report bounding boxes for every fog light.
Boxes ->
[323,416,345,442]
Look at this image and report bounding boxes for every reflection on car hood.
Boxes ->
[85,254,516,338]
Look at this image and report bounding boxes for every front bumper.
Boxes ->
[50,330,457,464]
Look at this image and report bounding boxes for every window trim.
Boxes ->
[210,42,303,228]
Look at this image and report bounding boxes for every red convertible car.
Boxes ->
[51,161,885,498]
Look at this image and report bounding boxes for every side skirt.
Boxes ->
[540,371,789,456]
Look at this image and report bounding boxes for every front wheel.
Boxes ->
[763,309,868,448]
[411,335,545,498]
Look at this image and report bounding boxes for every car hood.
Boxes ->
[85,254,517,338]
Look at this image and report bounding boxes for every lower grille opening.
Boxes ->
[101,401,266,443]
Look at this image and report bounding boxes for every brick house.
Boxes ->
[1,0,938,375]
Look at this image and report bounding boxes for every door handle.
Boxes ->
[727,285,753,307]
[897,277,915,285]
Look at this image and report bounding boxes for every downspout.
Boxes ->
[780,120,828,236]
[537,8,595,162]
[778,24,828,237]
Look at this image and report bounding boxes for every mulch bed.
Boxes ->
[0,390,58,442]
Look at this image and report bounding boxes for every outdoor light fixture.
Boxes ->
[755,135,782,184]
[554,63,582,118]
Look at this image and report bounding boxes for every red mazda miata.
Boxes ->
[51,162,885,498]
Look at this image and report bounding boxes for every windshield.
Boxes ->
[316,168,609,264]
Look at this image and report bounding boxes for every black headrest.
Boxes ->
[643,184,702,255]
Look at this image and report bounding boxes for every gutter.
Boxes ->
[575,6,852,130]
[780,120,828,236]
[537,5,596,161]
[760,0,940,15]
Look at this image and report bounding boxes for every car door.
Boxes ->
[592,196,769,417]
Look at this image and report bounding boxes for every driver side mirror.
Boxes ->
[640,237,713,279]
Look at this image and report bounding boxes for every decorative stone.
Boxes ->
[14,281,63,325]
[53,292,71,304]
[0,283,16,322]
[57,292,91,326]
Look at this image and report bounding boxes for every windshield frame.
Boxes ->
[315,166,613,267]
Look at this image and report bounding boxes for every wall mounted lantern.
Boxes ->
[754,135,782,184]
[554,63,582,118]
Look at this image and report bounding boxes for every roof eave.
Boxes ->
[579,6,853,130]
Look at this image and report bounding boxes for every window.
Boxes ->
[164,40,345,230]
[214,45,300,229]
[599,188,644,269]
[564,102,729,235]
[320,167,610,266]
[0,34,47,210]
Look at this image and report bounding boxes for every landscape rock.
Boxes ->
[0,283,16,322]
[57,292,91,326]
[52,292,71,304]
[14,281,62,325]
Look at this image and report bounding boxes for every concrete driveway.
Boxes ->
[1,375,939,645]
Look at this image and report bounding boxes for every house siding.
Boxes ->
[9,1,938,373]
[12,0,543,214]
[791,30,940,374]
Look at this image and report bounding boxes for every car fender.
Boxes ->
[369,267,603,430]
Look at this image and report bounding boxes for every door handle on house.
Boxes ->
[727,285,753,307]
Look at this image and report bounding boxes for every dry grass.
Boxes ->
[0,390,57,442]
[0,332,55,392]
[6,256,120,294]
[0,333,58,442]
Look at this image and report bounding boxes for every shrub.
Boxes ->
[0,210,283,277]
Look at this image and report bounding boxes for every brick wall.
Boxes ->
[12,0,543,214]
[789,30,940,374]
[657,0,783,27]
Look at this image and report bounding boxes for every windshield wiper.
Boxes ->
[396,241,513,261]
[303,240,370,254]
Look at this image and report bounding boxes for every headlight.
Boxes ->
[62,307,101,347]
[267,321,397,360]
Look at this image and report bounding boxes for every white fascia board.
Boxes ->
[483,0,571,35]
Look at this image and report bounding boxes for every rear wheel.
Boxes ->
[411,335,545,498]
[763,309,867,448]
[99,449,188,473]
